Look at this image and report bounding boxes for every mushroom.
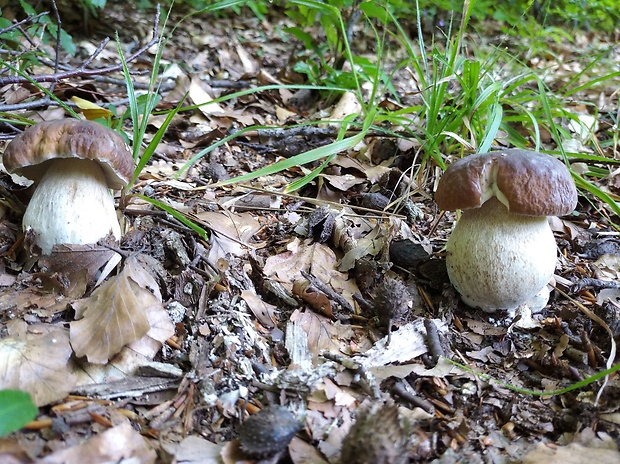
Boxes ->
[3,119,134,255]
[435,149,577,312]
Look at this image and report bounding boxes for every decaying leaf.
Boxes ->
[38,243,118,298]
[337,216,413,272]
[288,436,330,464]
[356,319,449,381]
[0,324,77,406]
[169,435,224,463]
[70,255,164,364]
[522,427,620,464]
[195,210,263,264]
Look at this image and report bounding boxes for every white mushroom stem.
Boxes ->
[22,158,121,255]
[445,197,557,312]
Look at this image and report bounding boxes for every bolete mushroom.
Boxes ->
[3,119,134,255]
[435,149,577,312]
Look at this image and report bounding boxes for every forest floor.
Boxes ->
[1,2,620,464]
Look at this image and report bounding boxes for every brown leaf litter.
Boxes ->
[2,3,620,463]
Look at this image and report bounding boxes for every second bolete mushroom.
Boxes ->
[3,119,134,255]
[435,149,577,312]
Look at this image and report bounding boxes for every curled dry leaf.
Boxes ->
[292,279,333,318]
[70,255,163,364]
[0,324,77,406]
[37,242,118,298]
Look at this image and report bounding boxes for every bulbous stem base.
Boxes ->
[446,197,557,312]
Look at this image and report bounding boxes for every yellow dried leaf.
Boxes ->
[70,96,114,121]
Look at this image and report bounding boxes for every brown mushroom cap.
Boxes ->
[435,149,577,216]
[3,119,134,189]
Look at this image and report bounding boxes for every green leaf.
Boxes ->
[284,26,317,51]
[59,28,76,56]
[0,390,37,437]
[19,0,36,16]
[359,1,389,22]
[478,102,502,153]
[129,93,188,189]
[89,0,107,8]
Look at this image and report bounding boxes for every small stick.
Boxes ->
[392,381,436,415]
[424,318,445,365]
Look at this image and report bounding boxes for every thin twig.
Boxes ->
[51,0,61,75]
[393,381,436,415]
[0,5,162,86]
[0,11,49,35]
[424,318,445,365]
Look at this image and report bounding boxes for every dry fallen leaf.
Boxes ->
[40,422,156,464]
[38,243,118,298]
[289,309,354,363]
[171,435,224,464]
[73,298,175,387]
[264,238,359,306]
[322,91,362,128]
[522,442,620,464]
[194,210,263,264]
[70,255,163,364]
[289,436,330,464]
[338,223,387,272]
[356,319,449,382]
[0,324,77,406]
[240,289,278,328]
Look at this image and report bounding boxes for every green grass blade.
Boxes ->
[0,61,79,118]
[135,194,209,240]
[129,93,188,189]
[213,133,366,188]
[116,36,140,161]
[478,102,503,153]
[445,357,620,397]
